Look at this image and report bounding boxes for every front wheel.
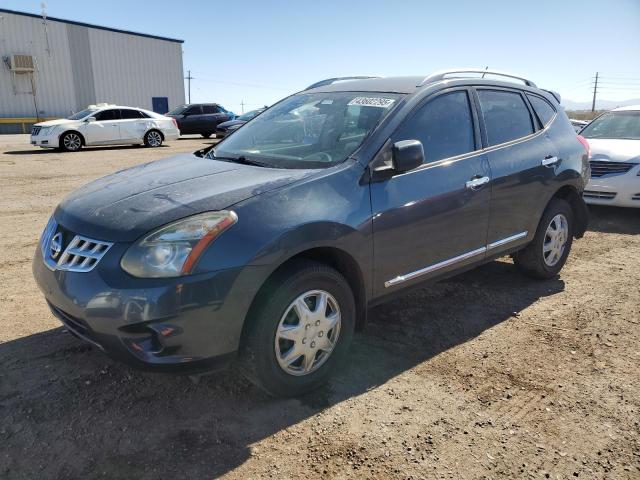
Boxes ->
[144,130,163,147]
[514,198,574,279]
[239,260,355,397]
[201,132,212,138]
[60,132,82,152]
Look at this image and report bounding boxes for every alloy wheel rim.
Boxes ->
[148,131,161,146]
[274,289,341,376]
[543,213,568,267]
[64,134,81,150]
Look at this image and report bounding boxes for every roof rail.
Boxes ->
[418,69,537,88]
[305,76,381,90]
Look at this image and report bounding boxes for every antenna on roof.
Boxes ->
[481,66,488,79]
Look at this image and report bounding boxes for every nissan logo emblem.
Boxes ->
[50,232,63,259]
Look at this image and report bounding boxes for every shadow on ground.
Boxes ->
[1,260,564,479]
[587,205,640,235]
[3,145,170,155]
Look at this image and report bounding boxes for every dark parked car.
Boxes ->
[216,107,267,138]
[166,103,234,138]
[34,69,589,397]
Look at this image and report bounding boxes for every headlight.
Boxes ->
[121,211,237,278]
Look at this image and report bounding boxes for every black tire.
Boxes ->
[59,131,83,152]
[239,259,355,397]
[201,132,212,138]
[514,198,574,279]
[144,130,163,147]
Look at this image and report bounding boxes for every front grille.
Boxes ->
[40,217,113,272]
[589,160,637,177]
[583,190,617,200]
[31,126,41,136]
[55,236,112,272]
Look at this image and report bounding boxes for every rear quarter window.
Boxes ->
[526,94,556,127]
[477,90,534,146]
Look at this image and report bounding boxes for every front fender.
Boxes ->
[192,161,374,300]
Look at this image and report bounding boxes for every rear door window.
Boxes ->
[202,105,217,114]
[119,109,144,119]
[477,90,534,146]
[185,105,203,115]
[526,94,556,127]
[393,90,476,163]
[94,109,119,121]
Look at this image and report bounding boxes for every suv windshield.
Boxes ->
[67,108,98,120]
[580,111,640,140]
[211,92,402,168]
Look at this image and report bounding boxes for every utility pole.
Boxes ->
[240,100,245,113]
[185,70,194,103]
[591,72,599,112]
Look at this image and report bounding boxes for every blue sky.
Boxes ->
[2,0,640,111]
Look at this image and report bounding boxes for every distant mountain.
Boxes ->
[561,98,640,111]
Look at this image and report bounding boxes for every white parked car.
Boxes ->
[581,105,640,208]
[570,119,589,133]
[30,104,180,151]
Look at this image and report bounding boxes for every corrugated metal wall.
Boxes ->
[0,11,184,127]
[89,28,184,111]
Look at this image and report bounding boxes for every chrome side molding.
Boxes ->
[384,247,486,288]
[385,231,528,288]
[487,231,528,250]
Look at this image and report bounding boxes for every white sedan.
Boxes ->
[581,105,640,208]
[30,104,180,151]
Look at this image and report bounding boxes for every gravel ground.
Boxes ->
[1,135,639,479]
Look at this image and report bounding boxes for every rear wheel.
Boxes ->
[144,130,163,147]
[60,132,82,152]
[239,260,355,397]
[514,198,574,279]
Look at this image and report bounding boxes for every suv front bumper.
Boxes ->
[32,244,265,373]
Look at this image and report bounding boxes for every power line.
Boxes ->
[598,76,640,81]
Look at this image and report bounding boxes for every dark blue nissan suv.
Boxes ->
[34,69,590,397]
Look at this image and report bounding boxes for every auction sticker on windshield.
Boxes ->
[348,97,396,108]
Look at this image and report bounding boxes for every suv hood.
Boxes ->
[35,118,78,127]
[587,138,640,163]
[55,153,315,242]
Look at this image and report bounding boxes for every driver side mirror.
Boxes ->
[85,116,96,123]
[392,140,424,173]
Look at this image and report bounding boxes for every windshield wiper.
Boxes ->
[211,153,273,168]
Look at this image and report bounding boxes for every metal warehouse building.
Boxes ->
[0,8,185,133]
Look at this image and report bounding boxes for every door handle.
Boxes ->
[465,176,490,190]
[542,155,559,167]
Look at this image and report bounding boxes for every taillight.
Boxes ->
[171,118,178,129]
[577,134,590,158]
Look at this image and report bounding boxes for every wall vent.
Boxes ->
[10,55,35,73]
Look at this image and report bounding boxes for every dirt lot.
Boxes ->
[1,134,639,480]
